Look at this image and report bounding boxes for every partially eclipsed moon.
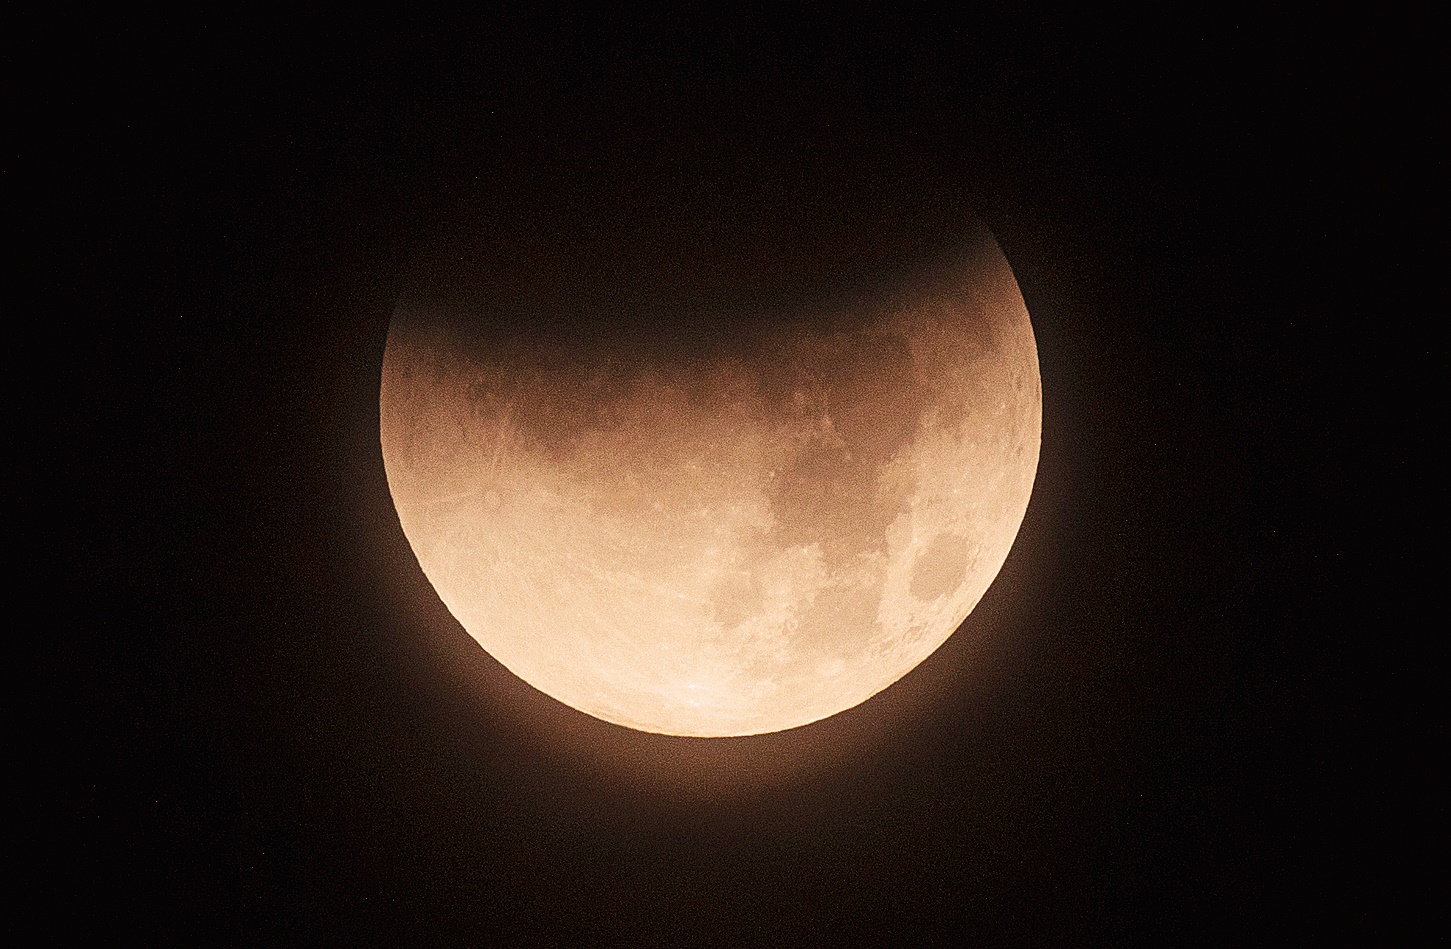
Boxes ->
[381,227,1040,737]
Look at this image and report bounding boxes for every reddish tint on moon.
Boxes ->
[381,227,1040,737]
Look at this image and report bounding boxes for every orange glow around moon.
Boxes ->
[380,228,1040,737]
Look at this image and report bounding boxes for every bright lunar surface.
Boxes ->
[381,228,1041,736]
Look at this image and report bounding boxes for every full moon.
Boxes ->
[381,225,1040,737]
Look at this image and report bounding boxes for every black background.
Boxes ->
[29,8,1434,945]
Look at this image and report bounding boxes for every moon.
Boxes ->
[380,225,1040,737]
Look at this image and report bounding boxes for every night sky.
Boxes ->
[32,9,1432,945]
